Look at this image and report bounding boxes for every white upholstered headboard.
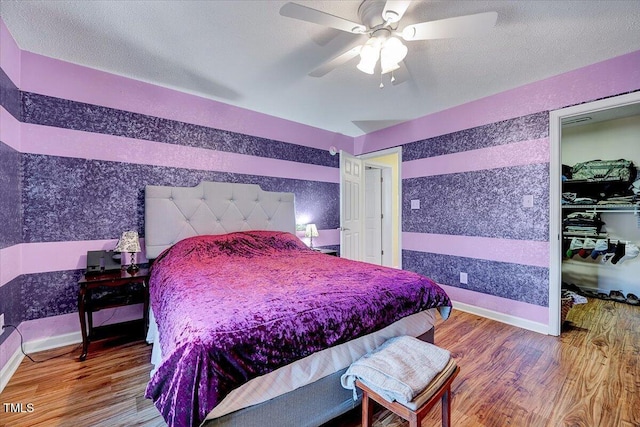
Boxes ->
[145,181,296,259]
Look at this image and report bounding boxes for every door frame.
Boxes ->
[358,146,402,268]
[364,166,383,265]
[548,91,640,336]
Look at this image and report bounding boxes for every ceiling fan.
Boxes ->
[280,0,498,84]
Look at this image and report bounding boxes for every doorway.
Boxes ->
[549,91,640,335]
[340,147,402,267]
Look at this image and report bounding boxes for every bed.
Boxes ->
[143,181,452,427]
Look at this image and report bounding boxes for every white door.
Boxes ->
[340,151,364,261]
[364,168,382,265]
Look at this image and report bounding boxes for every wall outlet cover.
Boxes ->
[410,199,420,210]
[460,272,468,284]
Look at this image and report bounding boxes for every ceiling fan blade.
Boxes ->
[280,2,366,34]
[309,46,362,77]
[401,11,498,41]
[382,0,411,23]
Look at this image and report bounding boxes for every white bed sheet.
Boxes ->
[146,308,437,420]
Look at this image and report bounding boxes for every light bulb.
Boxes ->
[380,37,408,74]
[357,38,381,75]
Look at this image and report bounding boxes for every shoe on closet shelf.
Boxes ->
[618,243,640,265]
[609,290,626,302]
[626,293,639,305]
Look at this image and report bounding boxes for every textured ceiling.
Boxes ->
[1,0,640,136]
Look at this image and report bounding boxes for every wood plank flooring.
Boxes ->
[1,297,638,427]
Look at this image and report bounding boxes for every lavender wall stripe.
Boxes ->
[21,92,339,168]
[0,142,21,249]
[403,250,549,307]
[440,284,549,325]
[402,112,549,161]
[0,67,21,121]
[403,232,549,268]
[22,154,339,243]
[403,163,550,241]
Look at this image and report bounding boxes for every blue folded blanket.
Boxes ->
[340,335,451,405]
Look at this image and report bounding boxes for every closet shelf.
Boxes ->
[563,232,608,238]
[562,204,639,214]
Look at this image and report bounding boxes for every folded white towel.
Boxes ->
[341,336,450,405]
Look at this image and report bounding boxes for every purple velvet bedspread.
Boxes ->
[145,231,451,427]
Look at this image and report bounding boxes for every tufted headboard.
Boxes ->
[144,181,296,259]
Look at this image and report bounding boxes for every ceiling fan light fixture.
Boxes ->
[357,55,378,74]
[380,37,407,74]
[357,37,381,74]
[282,2,499,82]
[381,60,400,75]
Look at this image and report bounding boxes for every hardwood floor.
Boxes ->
[1,298,638,427]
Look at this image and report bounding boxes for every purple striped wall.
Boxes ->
[19,48,352,152]
[22,92,339,168]
[0,18,345,363]
[0,19,23,367]
[400,120,551,310]
[366,50,640,324]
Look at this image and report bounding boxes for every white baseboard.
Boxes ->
[0,330,82,394]
[23,331,82,354]
[452,300,550,335]
[0,336,23,393]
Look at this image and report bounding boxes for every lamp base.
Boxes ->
[127,251,139,274]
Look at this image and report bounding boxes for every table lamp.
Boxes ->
[114,230,141,273]
[305,224,319,248]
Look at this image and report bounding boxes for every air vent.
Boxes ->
[562,116,592,125]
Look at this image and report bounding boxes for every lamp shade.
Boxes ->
[380,37,408,74]
[305,224,319,238]
[114,230,141,253]
[357,38,381,74]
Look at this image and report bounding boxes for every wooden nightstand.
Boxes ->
[77,268,149,361]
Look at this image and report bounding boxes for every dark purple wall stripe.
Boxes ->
[0,276,22,345]
[403,250,549,307]
[21,92,339,168]
[0,142,21,249]
[20,270,84,321]
[0,270,85,346]
[0,67,21,121]
[402,112,549,161]
[22,154,339,243]
[403,163,549,241]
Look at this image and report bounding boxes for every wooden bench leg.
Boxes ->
[356,366,459,427]
[361,391,374,427]
[442,385,451,427]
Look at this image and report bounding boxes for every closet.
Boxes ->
[561,110,640,303]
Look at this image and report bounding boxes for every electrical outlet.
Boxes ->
[0,313,5,330]
[460,272,468,285]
